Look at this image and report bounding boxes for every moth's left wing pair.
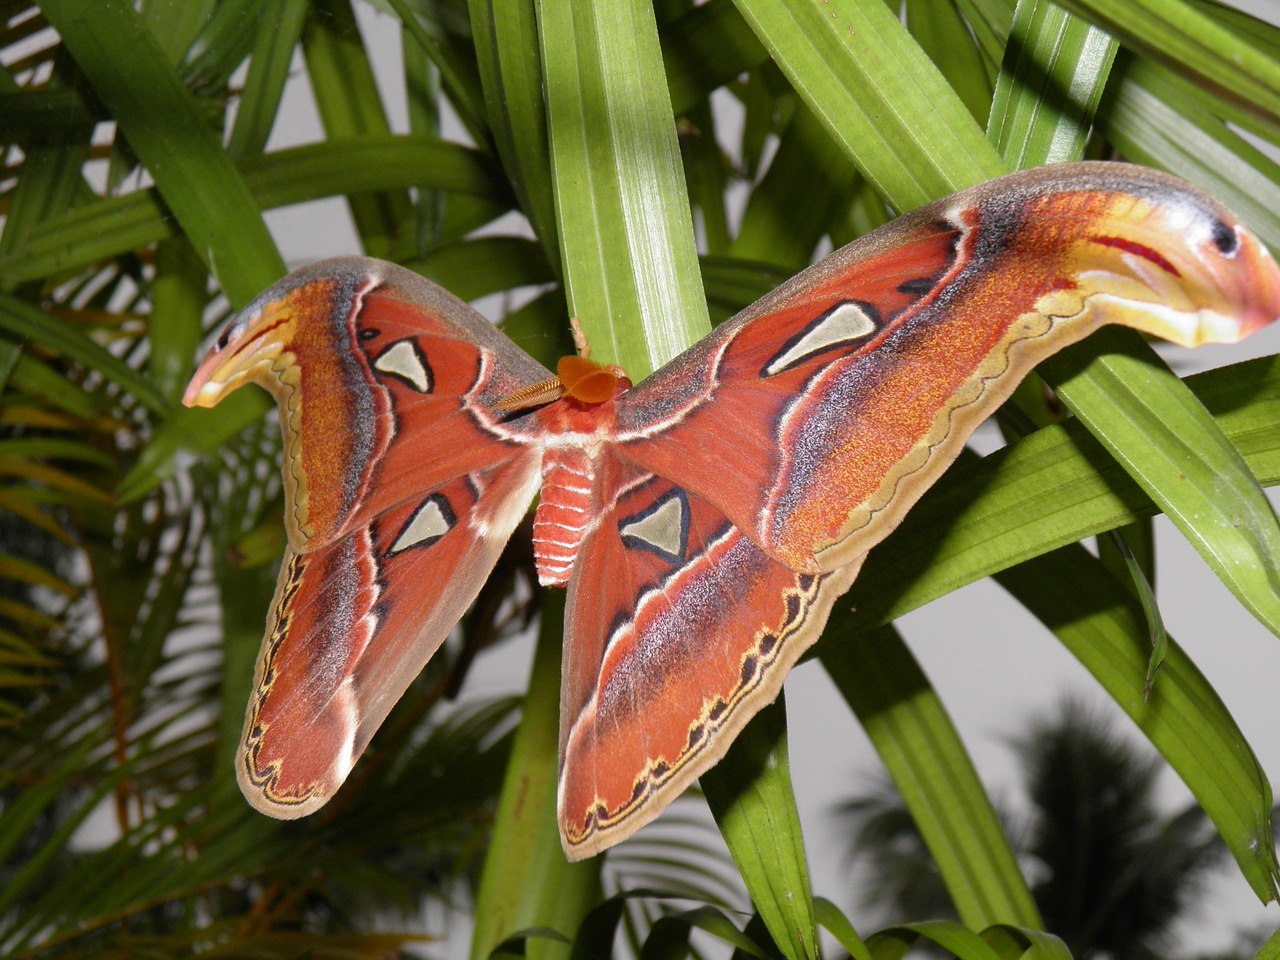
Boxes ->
[186,259,550,817]
[554,161,1280,855]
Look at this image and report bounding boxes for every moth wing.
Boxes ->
[615,163,1280,574]
[185,258,548,816]
[555,455,860,858]
[240,461,538,817]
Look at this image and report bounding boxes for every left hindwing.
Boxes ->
[556,452,862,858]
[244,458,539,817]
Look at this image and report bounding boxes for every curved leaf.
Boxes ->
[822,625,1041,930]
[0,293,168,415]
[1044,331,1280,641]
[996,545,1280,902]
[849,355,1280,627]
[0,138,509,285]
[40,0,284,305]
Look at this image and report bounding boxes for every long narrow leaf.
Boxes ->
[822,625,1042,930]
[1,137,509,284]
[40,0,284,305]
[996,544,1280,902]
[904,0,993,122]
[867,921,1002,960]
[729,105,852,269]
[662,0,768,117]
[1042,331,1280,641]
[225,0,309,159]
[301,0,415,259]
[813,898,873,960]
[987,0,1117,166]
[0,293,168,415]
[731,0,1005,210]
[702,695,819,960]
[470,595,602,960]
[469,0,560,257]
[117,390,270,503]
[1053,0,1280,129]
[538,0,708,375]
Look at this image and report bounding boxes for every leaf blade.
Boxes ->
[41,0,284,305]
[538,0,708,376]
[823,626,1042,930]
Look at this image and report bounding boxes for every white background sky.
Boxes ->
[259,3,1280,954]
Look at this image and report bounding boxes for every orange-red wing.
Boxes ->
[239,459,539,817]
[185,259,549,817]
[186,258,551,552]
[556,455,861,859]
[615,162,1280,573]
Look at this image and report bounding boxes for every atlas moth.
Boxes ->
[185,161,1280,860]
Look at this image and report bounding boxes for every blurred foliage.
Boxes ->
[837,698,1273,959]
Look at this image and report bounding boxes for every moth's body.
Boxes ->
[184,162,1280,859]
[529,402,625,587]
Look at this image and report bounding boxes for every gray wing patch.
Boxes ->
[389,494,454,554]
[763,300,880,377]
[618,488,689,562]
[374,338,433,393]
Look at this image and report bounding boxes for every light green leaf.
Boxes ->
[471,595,602,960]
[814,897,873,960]
[997,545,1280,902]
[988,0,1117,166]
[823,626,1042,929]
[538,0,708,375]
[1053,0,1280,129]
[731,0,1005,209]
[1043,331,1280,641]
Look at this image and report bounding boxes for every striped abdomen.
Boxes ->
[533,447,596,585]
